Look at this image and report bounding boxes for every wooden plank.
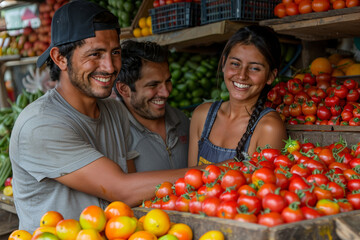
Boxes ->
[0,194,16,214]
[131,21,251,49]
[0,209,18,235]
[260,6,360,41]
[335,214,360,240]
[133,207,268,240]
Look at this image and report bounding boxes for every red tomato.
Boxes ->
[307,173,329,186]
[175,195,190,212]
[347,179,360,192]
[161,194,178,210]
[165,0,174,4]
[156,182,174,198]
[184,169,204,190]
[318,148,335,166]
[289,103,302,117]
[313,186,333,200]
[349,117,360,126]
[328,181,345,199]
[325,95,340,107]
[217,200,238,219]
[267,88,278,102]
[332,0,346,8]
[289,176,311,193]
[334,85,349,99]
[237,194,262,215]
[347,192,360,209]
[341,110,353,121]
[330,105,342,116]
[281,190,301,205]
[260,148,281,162]
[337,199,354,212]
[201,197,221,217]
[202,165,222,184]
[349,158,360,168]
[312,0,331,11]
[301,206,323,219]
[276,172,290,190]
[258,212,284,227]
[281,202,305,223]
[299,0,313,14]
[262,193,287,213]
[346,0,360,7]
[252,167,276,188]
[303,158,327,173]
[219,189,239,202]
[257,183,278,200]
[203,183,223,198]
[273,155,294,168]
[290,163,311,178]
[282,0,293,4]
[153,0,160,7]
[316,199,340,215]
[302,100,317,115]
[343,79,358,90]
[287,78,303,94]
[285,2,299,15]
[220,169,246,190]
[274,3,287,18]
[237,184,257,196]
[189,194,206,214]
[317,106,331,120]
[174,177,187,196]
[159,0,166,6]
[301,142,315,153]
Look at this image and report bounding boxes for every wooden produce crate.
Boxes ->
[133,207,360,240]
[286,125,360,146]
[0,209,18,239]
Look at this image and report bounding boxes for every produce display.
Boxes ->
[267,55,360,125]
[132,16,153,38]
[0,89,44,196]
[8,201,225,240]
[274,0,360,18]
[141,136,360,227]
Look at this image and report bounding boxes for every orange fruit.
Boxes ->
[310,57,332,76]
[105,216,137,240]
[336,58,355,71]
[128,230,157,240]
[167,223,193,240]
[141,27,151,37]
[328,53,343,65]
[133,28,142,38]
[143,209,170,237]
[79,205,107,232]
[32,232,60,240]
[146,16,152,28]
[104,201,134,220]
[40,211,64,227]
[56,219,82,240]
[33,226,57,237]
[345,63,360,76]
[199,230,225,240]
[331,69,345,76]
[75,229,102,240]
[8,230,32,240]
[138,17,147,29]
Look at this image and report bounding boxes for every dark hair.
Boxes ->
[219,25,281,160]
[114,40,169,98]
[46,11,120,81]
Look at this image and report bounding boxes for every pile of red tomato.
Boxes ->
[267,72,360,126]
[274,0,359,18]
[142,138,360,227]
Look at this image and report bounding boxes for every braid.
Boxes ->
[235,85,272,160]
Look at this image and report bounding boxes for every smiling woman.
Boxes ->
[188,25,287,167]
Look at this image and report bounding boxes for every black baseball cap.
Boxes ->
[36,0,120,68]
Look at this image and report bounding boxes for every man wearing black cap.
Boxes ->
[9,0,200,232]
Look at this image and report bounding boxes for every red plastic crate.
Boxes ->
[149,2,201,34]
[201,0,281,25]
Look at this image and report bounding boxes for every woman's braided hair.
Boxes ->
[219,25,281,161]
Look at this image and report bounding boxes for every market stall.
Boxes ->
[1,0,360,239]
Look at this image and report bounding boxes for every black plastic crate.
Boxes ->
[201,0,281,25]
[149,2,201,34]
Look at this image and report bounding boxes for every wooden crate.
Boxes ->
[133,207,360,240]
[286,125,360,147]
[0,209,18,238]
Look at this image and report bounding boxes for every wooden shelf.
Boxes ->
[260,6,360,41]
[125,20,252,50]
[0,194,16,214]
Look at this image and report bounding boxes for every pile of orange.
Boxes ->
[310,54,360,76]
[8,201,224,240]
[133,16,152,38]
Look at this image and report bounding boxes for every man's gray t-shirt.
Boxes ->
[128,104,189,172]
[9,89,135,233]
